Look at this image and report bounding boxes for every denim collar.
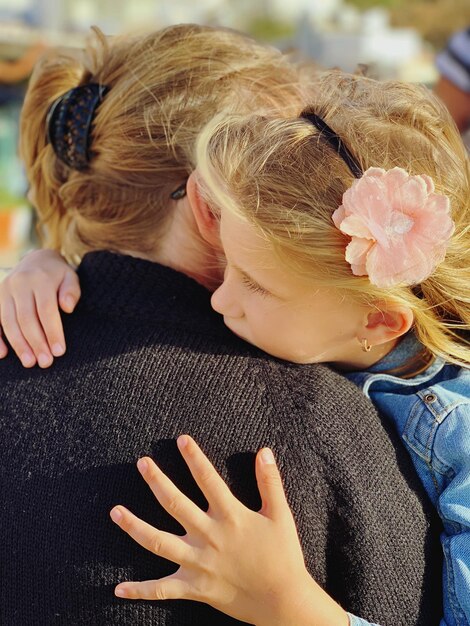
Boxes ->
[367,332,424,373]
[346,332,446,394]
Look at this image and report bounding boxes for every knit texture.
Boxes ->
[0,251,442,626]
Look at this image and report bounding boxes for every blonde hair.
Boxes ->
[196,71,470,368]
[20,24,314,261]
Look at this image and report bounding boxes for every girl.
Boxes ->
[109,72,469,626]
[2,73,468,624]
[115,73,470,626]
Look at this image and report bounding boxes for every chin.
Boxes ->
[264,347,325,365]
[223,319,249,344]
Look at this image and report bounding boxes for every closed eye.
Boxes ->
[241,274,271,297]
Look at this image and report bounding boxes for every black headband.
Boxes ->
[46,83,110,171]
[300,112,363,179]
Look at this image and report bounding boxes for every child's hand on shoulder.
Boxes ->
[0,249,80,368]
[110,436,348,626]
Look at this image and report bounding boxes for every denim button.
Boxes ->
[424,393,437,403]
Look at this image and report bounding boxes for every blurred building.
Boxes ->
[0,0,446,262]
[293,7,435,82]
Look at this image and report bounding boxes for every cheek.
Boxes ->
[252,308,322,359]
[244,302,293,346]
[244,297,274,323]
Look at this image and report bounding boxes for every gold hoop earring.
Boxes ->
[361,338,372,353]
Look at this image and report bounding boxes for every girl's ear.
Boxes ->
[187,171,221,249]
[362,304,414,347]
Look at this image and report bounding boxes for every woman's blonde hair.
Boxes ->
[20,24,314,261]
[196,71,470,367]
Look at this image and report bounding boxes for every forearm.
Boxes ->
[440,530,470,624]
[434,407,470,625]
[0,60,29,83]
[0,44,46,83]
[434,77,470,132]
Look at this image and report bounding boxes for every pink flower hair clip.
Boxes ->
[332,167,455,288]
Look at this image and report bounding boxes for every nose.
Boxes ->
[210,270,244,319]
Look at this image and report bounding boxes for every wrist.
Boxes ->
[259,570,349,626]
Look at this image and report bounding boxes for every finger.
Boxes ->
[110,505,193,566]
[13,292,53,368]
[34,287,66,357]
[0,297,36,367]
[0,327,8,358]
[58,270,81,313]
[255,448,290,520]
[115,575,193,601]
[176,435,234,514]
[137,457,208,533]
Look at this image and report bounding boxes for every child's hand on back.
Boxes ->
[110,435,348,626]
[0,249,80,368]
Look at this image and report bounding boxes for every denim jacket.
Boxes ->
[345,333,470,626]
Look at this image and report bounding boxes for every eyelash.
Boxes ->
[241,275,270,297]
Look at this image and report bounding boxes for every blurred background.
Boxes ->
[0,0,469,269]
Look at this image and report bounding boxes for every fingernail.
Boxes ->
[110,507,123,523]
[137,458,148,474]
[38,353,53,368]
[64,296,75,311]
[21,353,35,367]
[115,586,127,598]
[51,343,65,357]
[260,448,275,465]
[177,435,188,449]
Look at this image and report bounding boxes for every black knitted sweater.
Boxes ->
[0,251,441,626]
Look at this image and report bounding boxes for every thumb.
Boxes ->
[255,448,289,520]
[115,574,192,601]
[58,269,81,313]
